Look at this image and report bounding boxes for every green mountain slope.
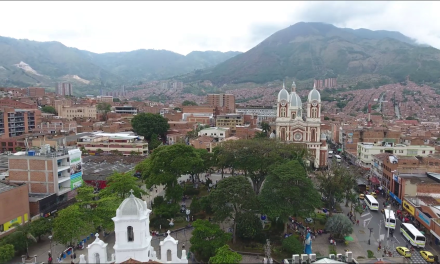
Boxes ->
[0,36,241,89]
[189,22,440,86]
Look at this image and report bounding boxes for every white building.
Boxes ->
[357,142,435,168]
[275,82,328,168]
[198,127,229,141]
[79,191,188,264]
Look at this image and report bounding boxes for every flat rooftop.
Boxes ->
[82,156,145,181]
[0,181,25,194]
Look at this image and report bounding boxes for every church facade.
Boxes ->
[273,82,328,168]
[79,191,188,264]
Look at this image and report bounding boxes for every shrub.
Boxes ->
[236,212,263,240]
[282,236,303,254]
[329,245,337,255]
[183,187,200,196]
[150,217,170,230]
[367,250,375,258]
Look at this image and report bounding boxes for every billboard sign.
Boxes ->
[69,149,83,190]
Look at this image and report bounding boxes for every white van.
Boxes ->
[328,150,333,158]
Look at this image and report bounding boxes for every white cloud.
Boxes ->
[0,1,439,54]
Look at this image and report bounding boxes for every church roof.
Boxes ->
[290,92,302,108]
[308,84,321,102]
[118,190,148,216]
[277,82,289,102]
[118,258,161,264]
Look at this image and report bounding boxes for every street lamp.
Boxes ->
[368,228,373,245]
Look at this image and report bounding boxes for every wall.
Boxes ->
[0,183,30,238]
[8,157,56,194]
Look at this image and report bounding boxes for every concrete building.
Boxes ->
[236,106,277,125]
[0,181,30,238]
[357,142,435,168]
[56,82,73,96]
[0,107,40,138]
[96,96,114,103]
[114,105,138,115]
[55,100,97,120]
[198,127,230,142]
[207,94,236,113]
[7,147,83,217]
[76,133,148,156]
[216,114,243,129]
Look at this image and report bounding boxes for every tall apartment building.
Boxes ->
[314,78,337,89]
[56,82,73,96]
[0,107,41,138]
[8,147,83,217]
[207,94,236,113]
[28,87,45,97]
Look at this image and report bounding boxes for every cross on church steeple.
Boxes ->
[167,230,171,236]
[129,189,134,196]
[95,233,99,240]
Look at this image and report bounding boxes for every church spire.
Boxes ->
[283,81,285,90]
[292,81,296,93]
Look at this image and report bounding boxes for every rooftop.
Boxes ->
[0,181,25,194]
[82,156,143,181]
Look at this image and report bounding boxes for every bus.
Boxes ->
[328,150,333,158]
[334,155,342,163]
[400,223,426,248]
[364,195,379,210]
[383,209,396,229]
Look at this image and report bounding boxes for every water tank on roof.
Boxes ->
[28,150,35,156]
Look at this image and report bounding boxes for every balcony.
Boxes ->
[58,175,70,183]
[57,165,70,172]
[58,187,70,195]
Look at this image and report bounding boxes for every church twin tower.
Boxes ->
[275,81,328,168]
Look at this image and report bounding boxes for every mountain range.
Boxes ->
[183,22,440,87]
[1,22,440,94]
[0,35,241,92]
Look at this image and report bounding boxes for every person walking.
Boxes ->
[357,220,359,226]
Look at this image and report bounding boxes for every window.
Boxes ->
[399,150,403,153]
[127,226,134,242]
[311,107,318,118]
[291,112,296,119]
[280,107,286,117]
[0,224,3,232]
[422,151,426,154]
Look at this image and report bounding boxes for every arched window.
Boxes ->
[311,107,318,118]
[280,107,286,117]
[291,112,296,119]
[311,129,316,142]
[127,226,134,242]
[95,253,100,264]
[280,128,286,141]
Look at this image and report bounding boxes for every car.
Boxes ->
[305,218,313,223]
[359,194,365,200]
[420,251,435,262]
[396,247,411,258]
[369,192,377,198]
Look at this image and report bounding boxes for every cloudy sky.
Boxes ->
[1,1,439,55]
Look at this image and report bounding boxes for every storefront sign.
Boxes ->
[393,174,399,183]
[416,209,430,227]
[403,200,416,216]
[68,149,83,190]
[389,192,402,204]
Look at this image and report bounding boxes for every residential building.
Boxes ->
[0,181,30,238]
[216,114,243,129]
[56,104,97,120]
[96,96,114,103]
[76,133,148,156]
[28,87,45,97]
[275,82,328,168]
[34,120,77,135]
[0,98,37,109]
[7,147,83,217]
[0,107,40,138]
[357,142,435,168]
[207,94,236,113]
[114,105,138,115]
[198,127,230,142]
[236,106,277,125]
[56,82,73,96]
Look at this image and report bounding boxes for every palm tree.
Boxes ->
[11,223,37,259]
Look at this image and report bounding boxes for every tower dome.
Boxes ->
[308,84,321,102]
[117,190,148,216]
[277,82,289,102]
[290,92,302,108]
[291,81,297,92]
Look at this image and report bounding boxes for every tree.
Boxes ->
[148,133,163,151]
[10,222,37,258]
[41,106,57,115]
[113,98,120,102]
[99,171,147,199]
[324,116,330,120]
[144,144,203,202]
[260,122,271,135]
[131,113,170,141]
[282,235,303,254]
[29,217,52,242]
[0,244,14,263]
[325,214,353,238]
[53,205,92,246]
[190,220,231,262]
[209,176,258,243]
[209,245,242,264]
[235,212,263,240]
[259,160,322,233]
[96,102,112,121]
[182,100,198,106]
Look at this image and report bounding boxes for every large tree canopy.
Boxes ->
[209,245,242,264]
[259,160,322,232]
[209,176,258,243]
[190,220,231,262]
[325,214,354,238]
[131,113,170,141]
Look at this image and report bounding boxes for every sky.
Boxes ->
[0,1,439,55]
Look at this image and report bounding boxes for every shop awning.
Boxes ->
[370,177,380,184]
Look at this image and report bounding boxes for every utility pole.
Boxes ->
[378,220,382,245]
[368,228,374,245]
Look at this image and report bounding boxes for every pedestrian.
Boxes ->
[73,253,76,259]
[357,220,359,226]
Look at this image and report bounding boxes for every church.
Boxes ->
[78,191,188,264]
[272,81,328,168]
